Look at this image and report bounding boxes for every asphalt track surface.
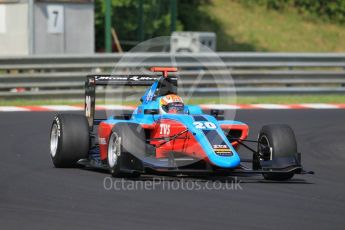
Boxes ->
[0,110,344,230]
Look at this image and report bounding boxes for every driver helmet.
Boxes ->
[159,94,185,114]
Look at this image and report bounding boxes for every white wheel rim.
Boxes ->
[260,135,273,161]
[108,132,120,168]
[50,123,59,157]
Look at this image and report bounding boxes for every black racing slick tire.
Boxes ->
[50,114,89,168]
[258,124,298,181]
[107,123,145,178]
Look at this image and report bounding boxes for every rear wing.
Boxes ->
[85,74,159,129]
[85,69,178,129]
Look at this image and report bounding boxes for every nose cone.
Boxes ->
[191,125,241,168]
[207,150,241,168]
[172,114,242,169]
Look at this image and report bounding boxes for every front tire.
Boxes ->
[258,124,298,181]
[107,123,145,178]
[50,114,89,168]
[107,131,122,176]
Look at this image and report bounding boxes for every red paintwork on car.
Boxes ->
[220,124,249,149]
[98,120,249,161]
[150,119,207,159]
[98,122,114,160]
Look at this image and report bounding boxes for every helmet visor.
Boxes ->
[165,102,184,114]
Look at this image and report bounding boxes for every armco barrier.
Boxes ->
[1,53,345,99]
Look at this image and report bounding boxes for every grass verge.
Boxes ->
[201,0,345,51]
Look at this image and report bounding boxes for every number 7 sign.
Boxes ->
[47,5,64,34]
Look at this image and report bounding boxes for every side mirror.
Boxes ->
[144,109,159,115]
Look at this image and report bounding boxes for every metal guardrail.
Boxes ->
[1,53,345,99]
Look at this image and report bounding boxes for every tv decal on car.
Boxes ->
[159,124,171,135]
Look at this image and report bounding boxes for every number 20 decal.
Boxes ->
[193,121,217,129]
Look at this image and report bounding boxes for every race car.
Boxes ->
[49,67,313,180]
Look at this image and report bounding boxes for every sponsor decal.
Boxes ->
[214,150,233,156]
[129,76,157,81]
[96,76,128,80]
[159,124,171,135]
[213,144,233,156]
[95,76,158,81]
[99,138,107,145]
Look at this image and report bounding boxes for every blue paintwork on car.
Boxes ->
[102,76,247,169]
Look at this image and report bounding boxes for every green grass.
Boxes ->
[200,0,345,51]
[188,95,345,104]
[237,95,345,104]
[1,95,344,106]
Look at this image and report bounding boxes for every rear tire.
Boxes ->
[50,114,89,168]
[258,124,297,181]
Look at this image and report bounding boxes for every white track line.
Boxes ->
[0,106,30,112]
[96,105,136,110]
[251,104,290,109]
[200,104,240,110]
[299,103,340,109]
[40,105,82,111]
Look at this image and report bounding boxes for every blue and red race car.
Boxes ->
[50,67,313,180]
